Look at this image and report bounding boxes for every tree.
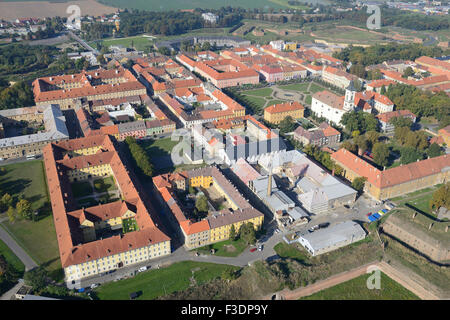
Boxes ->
[365,130,380,148]
[351,177,367,193]
[279,116,296,134]
[229,224,236,241]
[429,182,450,211]
[96,54,106,64]
[402,66,414,78]
[427,143,442,158]
[390,116,413,129]
[400,147,424,164]
[24,267,48,292]
[354,135,368,154]
[341,140,357,153]
[221,267,238,281]
[16,199,32,220]
[195,195,208,213]
[0,193,13,212]
[372,142,390,167]
[7,206,16,223]
[238,222,256,245]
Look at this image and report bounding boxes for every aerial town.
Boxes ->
[0,0,448,305]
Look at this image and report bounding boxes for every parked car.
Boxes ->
[250,248,257,253]
[318,222,330,229]
[258,245,263,251]
[138,266,147,272]
[309,225,319,232]
[275,228,280,234]
[366,212,372,217]
[90,283,99,289]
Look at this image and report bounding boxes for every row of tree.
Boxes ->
[125,137,154,178]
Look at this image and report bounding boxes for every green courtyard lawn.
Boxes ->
[301,272,419,300]
[266,99,287,107]
[94,261,239,300]
[196,238,248,257]
[239,95,267,114]
[140,138,179,157]
[309,83,325,94]
[122,218,139,234]
[0,239,25,276]
[71,181,93,198]
[93,176,117,193]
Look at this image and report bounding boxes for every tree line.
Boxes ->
[125,136,154,179]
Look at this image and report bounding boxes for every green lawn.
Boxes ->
[140,138,179,157]
[94,261,239,300]
[274,242,309,263]
[309,83,325,93]
[0,239,25,276]
[301,272,419,300]
[0,161,62,279]
[122,218,139,234]
[93,176,117,193]
[90,36,154,52]
[0,160,49,212]
[242,87,273,98]
[71,181,93,198]
[279,83,310,92]
[240,95,267,113]
[405,193,434,215]
[305,95,312,105]
[266,99,287,107]
[196,238,248,257]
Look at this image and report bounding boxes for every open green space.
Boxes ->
[0,160,49,212]
[1,215,61,279]
[196,238,248,257]
[94,261,239,300]
[279,83,310,92]
[242,87,273,98]
[140,137,178,157]
[309,83,325,94]
[71,181,93,198]
[90,35,154,52]
[305,95,312,105]
[93,176,117,193]
[266,99,287,107]
[301,272,419,300]
[274,242,309,263]
[0,239,25,276]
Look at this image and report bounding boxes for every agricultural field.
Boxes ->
[301,272,419,300]
[0,0,117,20]
[97,0,287,11]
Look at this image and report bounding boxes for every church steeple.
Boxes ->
[343,80,356,111]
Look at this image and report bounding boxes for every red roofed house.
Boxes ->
[376,110,417,134]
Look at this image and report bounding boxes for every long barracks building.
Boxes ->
[33,68,147,109]
[331,148,450,200]
[43,135,170,287]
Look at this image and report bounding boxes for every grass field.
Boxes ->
[279,83,310,92]
[196,238,248,257]
[140,138,178,158]
[90,35,154,52]
[242,88,273,98]
[301,272,419,300]
[0,239,25,276]
[0,161,62,279]
[94,261,239,300]
[274,242,309,263]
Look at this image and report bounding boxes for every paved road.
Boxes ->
[0,222,37,271]
[0,279,24,301]
[66,31,99,55]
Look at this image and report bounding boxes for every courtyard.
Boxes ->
[71,176,120,209]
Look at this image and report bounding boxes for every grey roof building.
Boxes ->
[298,221,366,256]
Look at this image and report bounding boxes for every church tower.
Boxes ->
[343,80,356,111]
